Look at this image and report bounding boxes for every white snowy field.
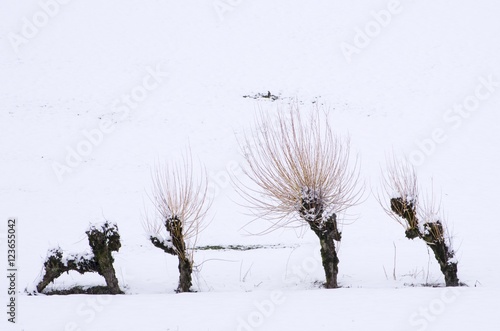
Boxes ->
[1,0,500,330]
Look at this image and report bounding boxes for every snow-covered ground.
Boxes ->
[1,0,500,330]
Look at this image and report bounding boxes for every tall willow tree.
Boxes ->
[236,106,363,288]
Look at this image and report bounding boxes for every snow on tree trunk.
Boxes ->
[35,221,123,294]
[300,188,341,289]
[86,222,123,294]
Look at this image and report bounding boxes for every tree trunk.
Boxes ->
[430,245,459,286]
[308,213,341,289]
[177,255,193,293]
[87,222,123,294]
[318,232,339,288]
[442,261,459,287]
[422,225,459,287]
[94,253,122,294]
[166,217,194,293]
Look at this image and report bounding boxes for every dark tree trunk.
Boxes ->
[317,231,339,288]
[310,213,341,289]
[86,222,123,294]
[390,198,459,287]
[150,216,194,293]
[427,242,459,286]
[177,255,193,293]
[442,262,459,287]
[421,222,459,287]
[168,218,193,293]
[93,251,122,294]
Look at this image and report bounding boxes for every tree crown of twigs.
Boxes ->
[145,153,211,253]
[379,156,447,235]
[236,105,363,233]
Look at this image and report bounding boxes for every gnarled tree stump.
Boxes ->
[36,221,123,294]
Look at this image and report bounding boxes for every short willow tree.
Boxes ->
[236,107,363,288]
[145,155,210,293]
[35,221,123,295]
[380,158,460,287]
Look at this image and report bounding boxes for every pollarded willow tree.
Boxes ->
[380,157,460,286]
[236,106,363,288]
[145,154,211,293]
[35,221,123,295]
